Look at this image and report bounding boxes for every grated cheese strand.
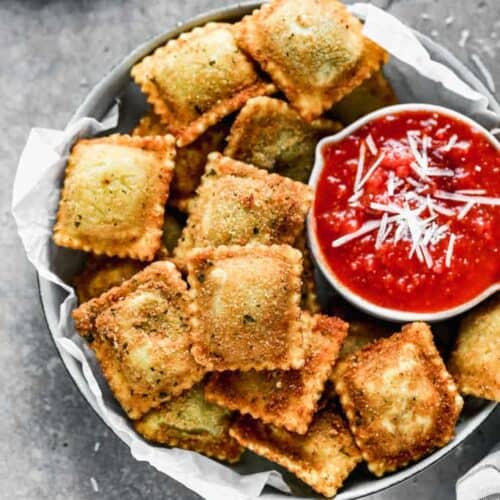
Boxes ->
[442,133,458,152]
[459,29,470,47]
[456,189,487,195]
[445,234,456,268]
[354,141,366,191]
[332,216,398,248]
[435,190,500,206]
[375,213,389,249]
[420,243,434,269]
[366,134,378,155]
[90,477,99,493]
[457,201,475,220]
[357,152,386,191]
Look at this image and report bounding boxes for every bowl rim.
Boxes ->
[307,103,500,323]
[37,3,498,499]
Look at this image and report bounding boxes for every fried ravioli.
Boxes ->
[224,96,341,183]
[230,408,362,497]
[449,296,500,401]
[131,22,275,147]
[72,261,206,419]
[133,112,229,210]
[205,314,347,434]
[135,384,243,463]
[187,244,304,371]
[174,153,312,262]
[235,0,387,121]
[53,134,176,261]
[334,322,463,477]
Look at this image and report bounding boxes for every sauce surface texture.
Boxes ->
[313,110,500,312]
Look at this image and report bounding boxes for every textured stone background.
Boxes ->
[1,1,499,499]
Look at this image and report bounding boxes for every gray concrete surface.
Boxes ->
[1,1,499,499]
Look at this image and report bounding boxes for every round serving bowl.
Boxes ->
[38,2,498,499]
[308,103,500,323]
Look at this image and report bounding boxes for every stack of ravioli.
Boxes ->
[53,0,499,497]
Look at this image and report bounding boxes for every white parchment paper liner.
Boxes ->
[12,4,499,500]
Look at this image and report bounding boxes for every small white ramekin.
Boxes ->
[307,103,499,322]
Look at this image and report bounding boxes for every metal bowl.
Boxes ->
[38,2,498,499]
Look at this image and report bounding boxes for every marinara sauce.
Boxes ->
[313,110,499,312]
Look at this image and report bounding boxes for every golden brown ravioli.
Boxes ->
[72,261,206,419]
[235,0,387,121]
[53,134,175,261]
[174,153,312,262]
[230,408,362,498]
[328,70,398,125]
[334,322,463,477]
[135,384,243,463]
[187,244,304,371]
[131,22,275,147]
[133,112,230,211]
[205,314,347,434]
[224,97,341,183]
[448,296,500,401]
[73,256,145,304]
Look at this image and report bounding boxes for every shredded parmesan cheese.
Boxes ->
[329,118,496,270]
[366,134,378,155]
[457,201,475,220]
[357,152,386,191]
[435,190,500,206]
[445,234,456,268]
[354,142,366,191]
[456,189,487,195]
[459,29,470,48]
[332,217,397,248]
[90,477,99,493]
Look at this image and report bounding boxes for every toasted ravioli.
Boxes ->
[187,244,304,371]
[230,408,361,498]
[174,153,312,262]
[72,261,206,419]
[205,314,347,434]
[53,135,175,261]
[449,296,500,401]
[224,97,340,183]
[328,71,398,125]
[131,23,275,147]
[73,256,145,303]
[334,322,463,477]
[135,384,243,463]
[235,0,387,121]
[133,112,229,210]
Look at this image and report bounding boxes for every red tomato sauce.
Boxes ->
[312,110,500,312]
